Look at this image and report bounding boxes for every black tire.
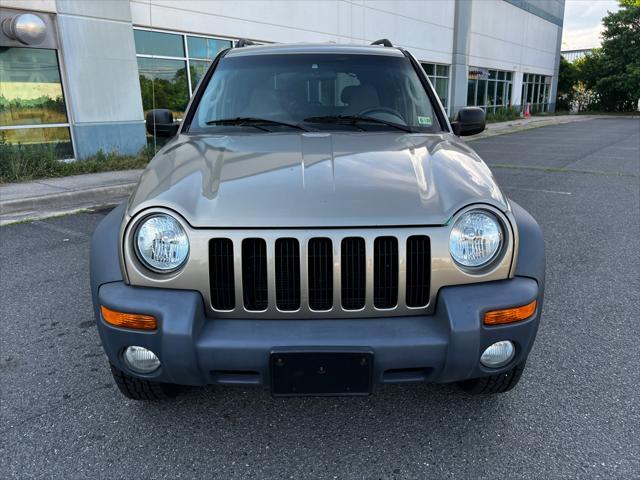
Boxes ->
[110,364,183,400]
[458,361,526,394]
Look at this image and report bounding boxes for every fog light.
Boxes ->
[123,346,160,374]
[480,340,515,368]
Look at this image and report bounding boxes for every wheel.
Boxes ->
[458,361,526,394]
[109,364,183,400]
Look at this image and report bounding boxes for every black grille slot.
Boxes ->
[209,238,235,310]
[406,235,431,307]
[374,236,398,309]
[275,238,301,311]
[308,238,333,310]
[341,237,366,310]
[242,238,268,311]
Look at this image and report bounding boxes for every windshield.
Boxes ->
[189,53,443,133]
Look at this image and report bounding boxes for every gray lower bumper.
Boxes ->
[96,277,541,387]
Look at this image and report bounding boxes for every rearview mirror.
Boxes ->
[451,107,486,137]
[145,109,179,137]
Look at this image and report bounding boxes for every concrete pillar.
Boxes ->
[512,71,524,111]
[449,0,473,118]
[55,0,145,158]
[548,20,565,112]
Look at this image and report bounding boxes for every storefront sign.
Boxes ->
[468,68,489,80]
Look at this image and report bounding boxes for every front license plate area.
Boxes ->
[271,351,373,397]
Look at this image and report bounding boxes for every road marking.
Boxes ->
[504,186,572,196]
[490,163,638,178]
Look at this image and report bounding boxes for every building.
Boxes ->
[561,48,595,63]
[1,0,565,159]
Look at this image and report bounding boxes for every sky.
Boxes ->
[561,0,621,51]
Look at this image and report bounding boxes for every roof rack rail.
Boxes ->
[235,38,256,48]
[371,38,393,47]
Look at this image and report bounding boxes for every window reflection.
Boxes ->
[1,126,73,158]
[467,67,513,112]
[137,57,189,118]
[0,47,72,157]
[0,47,69,127]
[189,59,211,91]
[134,30,184,57]
[187,36,230,60]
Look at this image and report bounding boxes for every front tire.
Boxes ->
[458,361,526,394]
[110,364,183,400]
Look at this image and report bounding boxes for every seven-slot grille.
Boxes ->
[208,235,431,316]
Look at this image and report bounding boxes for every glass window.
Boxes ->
[134,30,184,57]
[468,67,512,110]
[187,36,231,60]
[0,47,73,158]
[1,126,73,158]
[477,79,487,106]
[467,79,476,106]
[0,47,69,127]
[435,78,448,107]
[420,62,449,112]
[189,59,211,91]
[496,81,504,106]
[191,54,443,133]
[421,63,435,75]
[137,57,189,117]
[436,64,448,77]
[487,80,496,108]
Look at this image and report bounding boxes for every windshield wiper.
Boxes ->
[303,115,414,133]
[206,117,309,131]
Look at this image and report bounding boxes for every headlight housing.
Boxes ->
[449,209,503,269]
[135,214,189,272]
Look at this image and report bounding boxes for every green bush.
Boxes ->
[0,142,154,184]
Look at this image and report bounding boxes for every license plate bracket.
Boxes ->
[270,350,373,397]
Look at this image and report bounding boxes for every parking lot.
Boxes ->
[1,117,638,479]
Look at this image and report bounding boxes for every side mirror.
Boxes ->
[145,109,179,137]
[451,107,486,136]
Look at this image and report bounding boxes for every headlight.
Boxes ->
[135,214,189,272]
[449,209,503,268]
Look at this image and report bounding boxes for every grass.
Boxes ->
[0,143,155,184]
[486,107,521,123]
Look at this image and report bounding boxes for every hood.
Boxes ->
[128,132,507,228]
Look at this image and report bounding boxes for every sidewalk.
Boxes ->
[0,114,610,225]
[465,114,598,141]
[0,170,142,225]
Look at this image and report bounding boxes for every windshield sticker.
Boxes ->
[418,116,432,126]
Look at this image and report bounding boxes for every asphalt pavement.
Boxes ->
[1,117,638,479]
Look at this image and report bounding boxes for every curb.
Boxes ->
[465,116,594,142]
[0,182,136,225]
[0,182,136,215]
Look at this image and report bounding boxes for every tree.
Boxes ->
[578,0,640,111]
[556,55,579,111]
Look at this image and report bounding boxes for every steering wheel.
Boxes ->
[358,107,406,124]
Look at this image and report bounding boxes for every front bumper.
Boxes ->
[96,277,541,387]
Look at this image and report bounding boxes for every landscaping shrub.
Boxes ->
[0,142,154,184]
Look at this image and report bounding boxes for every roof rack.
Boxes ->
[371,38,393,47]
[235,38,256,48]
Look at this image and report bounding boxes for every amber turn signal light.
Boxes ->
[100,306,157,330]
[484,300,537,326]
